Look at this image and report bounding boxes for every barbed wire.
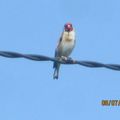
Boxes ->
[0,51,120,71]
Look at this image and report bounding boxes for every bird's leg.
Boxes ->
[61,56,68,61]
[61,56,73,61]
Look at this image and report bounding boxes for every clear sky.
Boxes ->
[0,0,120,120]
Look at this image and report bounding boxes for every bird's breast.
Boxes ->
[63,31,75,42]
[59,31,75,57]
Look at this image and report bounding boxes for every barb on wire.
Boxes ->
[0,51,120,71]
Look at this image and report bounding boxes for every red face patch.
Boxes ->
[64,23,73,32]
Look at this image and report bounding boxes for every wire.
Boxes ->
[0,51,120,71]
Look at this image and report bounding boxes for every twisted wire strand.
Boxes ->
[0,51,120,71]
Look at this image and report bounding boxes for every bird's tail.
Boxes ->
[53,62,60,79]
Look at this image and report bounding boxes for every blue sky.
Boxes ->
[0,0,120,119]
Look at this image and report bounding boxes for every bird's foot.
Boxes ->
[61,56,73,61]
[61,56,68,61]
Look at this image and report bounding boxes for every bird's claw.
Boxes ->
[61,56,73,61]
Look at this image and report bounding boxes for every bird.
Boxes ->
[53,22,76,79]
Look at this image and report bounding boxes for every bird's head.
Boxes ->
[64,22,73,32]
